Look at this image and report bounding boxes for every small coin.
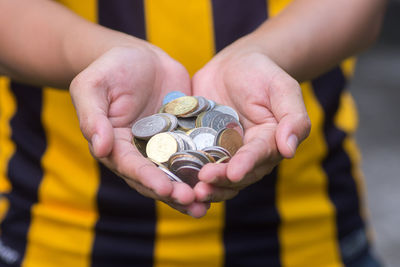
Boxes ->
[146,132,178,163]
[167,132,186,151]
[215,128,243,156]
[201,110,223,128]
[210,113,239,132]
[162,91,186,105]
[164,96,198,117]
[174,165,201,188]
[132,137,148,157]
[169,155,204,174]
[158,104,166,113]
[213,105,240,121]
[157,113,178,131]
[148,157,183,183]
[195,112,206,127]
[173,131,197,150]
[188,127,217,150]
[186,150,214,164]
[182,96,208,117]
[159,166,184,183]
[206,99,216,111]
[132,114,170,140]
[177,117,196,131]
[201,146,231,161]
[215,156,230,164]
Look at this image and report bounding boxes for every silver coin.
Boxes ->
[167,132,186,151]
[201,110,223,128]
[169,155,204,173]
[157,113,178,131]
[213,105,240,121]
[207,99,216,111]
[131,114,169,140]
[210,113,240,132]
[174,165,201,187]
[195,96,210,113]
[186,150,213,165]
[177,117,196,131]
[157,165,183,183]
[202,146,232,161]
[188,127,217,150]
[173,131,197,150]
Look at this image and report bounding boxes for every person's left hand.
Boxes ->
[192,37,311,202]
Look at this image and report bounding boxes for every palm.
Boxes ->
[193,52,282,183]
[70,47,210,217]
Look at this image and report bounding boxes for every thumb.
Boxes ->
[269,73,311,158]
[70,74,114,158]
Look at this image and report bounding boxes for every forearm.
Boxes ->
[0,0,148,88]
[247,0,387,82]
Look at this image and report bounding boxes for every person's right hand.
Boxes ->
[70,45,209,218]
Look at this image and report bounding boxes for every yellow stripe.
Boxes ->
[23,2,98,265]
[268,0,292,17]
[145,1,223,266]
[0,77,15,223]
[144,0,215,76]
[22,88,99,267]
[340,58,357,79]
[55,0,97,22]
[277,82,342,267]
[0,77,14,194]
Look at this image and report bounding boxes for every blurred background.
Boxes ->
[349,1,400,266]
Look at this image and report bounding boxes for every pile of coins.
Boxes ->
[131,92,244,187]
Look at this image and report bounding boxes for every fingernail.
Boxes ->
[287,134,298,155]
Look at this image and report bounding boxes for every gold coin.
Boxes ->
[195,112,206,127]
[158,104,166,113]
[216,128,243,156]
[146,132,178,163]
[132,137,148,157]
[215,156,230,164]
[185,128,196,135]
[164,96,198,117]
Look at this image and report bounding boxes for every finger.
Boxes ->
[194,182,239,202]
[165,201,211,218]
[70,72,114,158]
[198,163,228,184]
[103,128,175,198]
[226,126,277,182]
[268,72,311,158]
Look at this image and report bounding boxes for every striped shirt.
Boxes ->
[0,1,371,266]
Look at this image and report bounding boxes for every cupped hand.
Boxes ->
[70,45,208,217]
[192,39,311,203]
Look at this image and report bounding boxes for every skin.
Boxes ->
[0,0,387,217]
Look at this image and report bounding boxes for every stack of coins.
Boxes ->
[131,92,244,187]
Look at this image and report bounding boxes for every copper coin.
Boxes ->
[215,128,243,156]
[174,165,201,188]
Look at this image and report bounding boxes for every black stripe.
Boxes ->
[211,0,267,52]
[213,2,281,266]
[92,2,155,266]
[0,83,46,266]
[97,0,146,39]
[312,68,368,264]
[91,165,156,267]
[224,169,281,267]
